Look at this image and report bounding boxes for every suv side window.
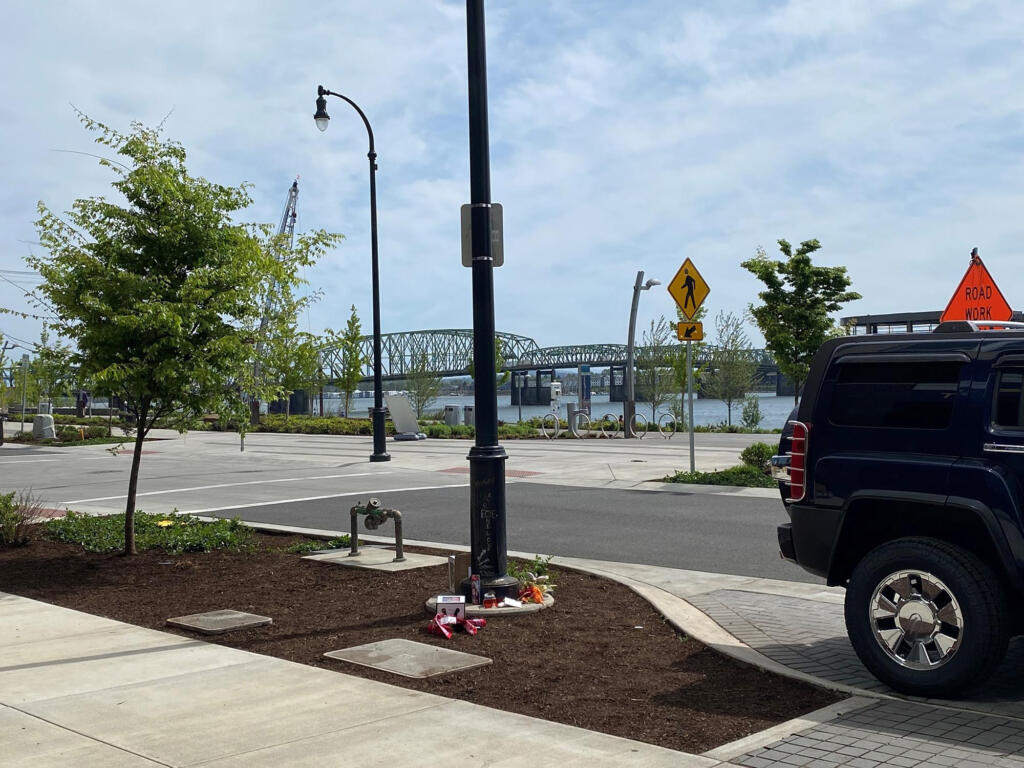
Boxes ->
[829,361,961,429]
[993,369,1024,429]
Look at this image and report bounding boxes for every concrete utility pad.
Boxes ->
[324,638,491,679]
[166,609,272,635]
[304,546,447,572]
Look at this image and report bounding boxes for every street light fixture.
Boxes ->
[314,84,390,462]
[624,271,659,438]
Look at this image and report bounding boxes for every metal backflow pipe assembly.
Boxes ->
[349,498,405,562]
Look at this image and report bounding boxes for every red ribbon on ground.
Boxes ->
[427,614,487,638]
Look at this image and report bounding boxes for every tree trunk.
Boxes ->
[123,400,150,556]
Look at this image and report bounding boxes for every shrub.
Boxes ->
[450,425,475,438]
[45,511,254,554]
[663,464,776,488]
[0,491,41,547]
[253,414,393,436]
[741,395,763,430]
[497,423,536,439]
[740,442,775,474]
[283,534,351,553]
[425,424,452,438]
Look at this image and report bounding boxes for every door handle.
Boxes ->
[983,443,1024,454]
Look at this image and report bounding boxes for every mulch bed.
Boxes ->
[0,531,840,754]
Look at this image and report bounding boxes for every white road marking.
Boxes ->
[59,472,390,505]
[0,458,62,464]
[179,483,473,515]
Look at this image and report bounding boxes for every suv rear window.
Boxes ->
[829,361,961,429]
[993,370,1024,429]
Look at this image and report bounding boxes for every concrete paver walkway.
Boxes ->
[0,592,721,768]
[545,554,1024,767]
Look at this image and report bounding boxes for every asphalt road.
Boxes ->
[206,481,815,583]
[0,432,816,584]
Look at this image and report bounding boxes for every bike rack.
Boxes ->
[658,412,679,439]
[631,413,649,439]
[571,412,592,439]
[541,412,560,439]
[598,412,620,439]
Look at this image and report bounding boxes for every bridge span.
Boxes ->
[318,328,777,384]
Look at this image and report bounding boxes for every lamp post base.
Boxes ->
[623,399,636,438]
[370,406,391,462]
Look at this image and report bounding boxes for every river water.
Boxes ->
[331,391,796,430]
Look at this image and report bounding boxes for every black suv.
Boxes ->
[774,321,1024,696]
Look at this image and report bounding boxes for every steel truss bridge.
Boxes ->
[318,329,777,383]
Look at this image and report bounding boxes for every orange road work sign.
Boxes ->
[940,253,1012,323]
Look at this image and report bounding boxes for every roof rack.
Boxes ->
[932,320,1024,333]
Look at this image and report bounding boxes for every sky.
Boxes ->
[3,0,1024,357]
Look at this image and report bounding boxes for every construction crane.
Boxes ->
[250,179,299,422]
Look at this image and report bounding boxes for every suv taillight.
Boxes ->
[788,421,810,502]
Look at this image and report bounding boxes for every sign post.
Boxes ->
[668,258,710,474]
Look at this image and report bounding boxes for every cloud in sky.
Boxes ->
[3,0,1024,355]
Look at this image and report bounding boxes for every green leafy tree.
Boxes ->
[33,327,73,406]
[329,305,367,417]
[404,352,442,419]
[0,336,9,411]
[741,394,762,430]
[32,115,336,554]
[669,304,708,417]
[270,332,322,421]
[467,337,511,388]
[703,311,757,426]
[636,315,675,421]
[6,355,37,415]
[742,239,860,402]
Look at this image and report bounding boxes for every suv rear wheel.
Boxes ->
[845,537,1008,697]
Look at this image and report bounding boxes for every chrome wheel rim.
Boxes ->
[869,569,963,670]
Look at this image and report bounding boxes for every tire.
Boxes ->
[844,537,1009,697]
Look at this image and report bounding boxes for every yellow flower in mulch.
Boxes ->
[156,520,174,528]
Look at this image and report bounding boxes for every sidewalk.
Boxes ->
[4,538,1024,768]
[0,591,721,768]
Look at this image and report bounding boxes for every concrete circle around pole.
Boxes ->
[425,593,554,618]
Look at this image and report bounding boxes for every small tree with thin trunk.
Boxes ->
[330,305,367,418]
[405,352,442,419]
[742,239,860,401]
[703,311,757,426]
[32,115,335,555]
[636,315,675,421]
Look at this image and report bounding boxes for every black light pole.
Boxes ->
[460,0,518,601]
[315,85,390,462]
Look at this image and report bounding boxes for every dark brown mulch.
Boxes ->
[0,532,840,754]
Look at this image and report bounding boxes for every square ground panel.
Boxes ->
[303,547,447,572]
[166,609,272,635]
[324,638,491,679]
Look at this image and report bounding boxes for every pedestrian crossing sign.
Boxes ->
[668,258,709,320]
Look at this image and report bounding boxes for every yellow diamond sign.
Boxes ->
[668,258,709,320]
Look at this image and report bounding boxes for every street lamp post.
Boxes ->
[314,85,390,462]
[459,0,518,602]
[624,270,660,438]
